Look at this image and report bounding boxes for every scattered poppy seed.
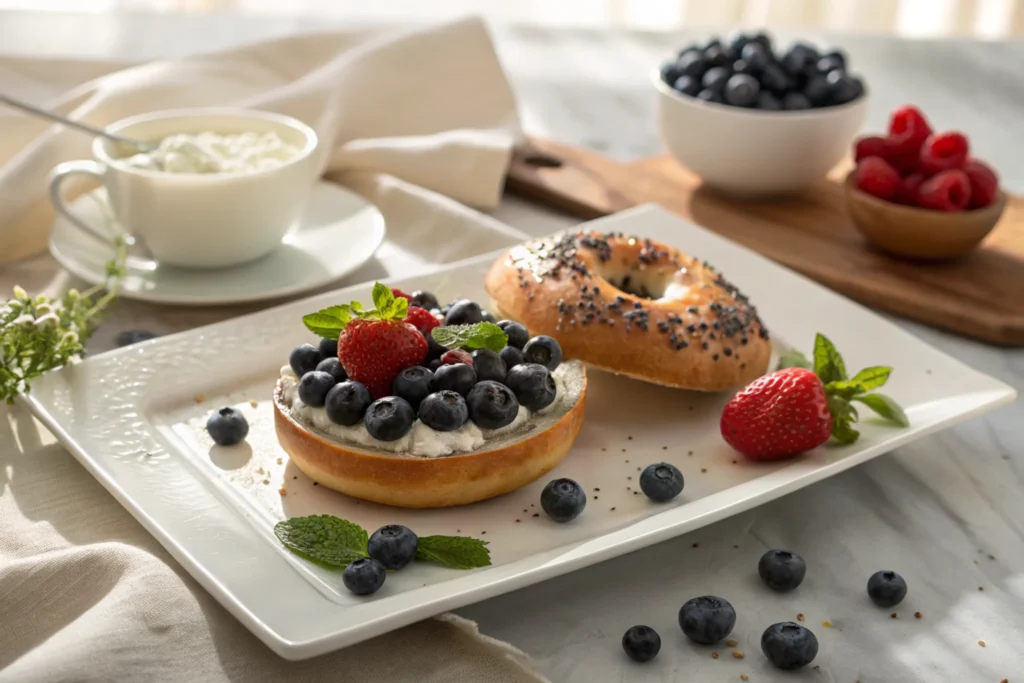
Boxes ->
[313,482,318,486]
[662,446,668,450]
[979,586,985,591]
[515,519,520,523]
[481,531,486,535]
[594,488,600,492]
[627,476,632,480]
[988,554,996,560]
[262,479,270,485]
[628,436,633,440]
[914,612,922,619]
[890,613,898,619]
[292,476,297,480]
[701,468,708,473]
[610,507,616,511]
[692,543,700,548]
[532,514,539,518]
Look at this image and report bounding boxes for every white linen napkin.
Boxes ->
[0,16,552,683]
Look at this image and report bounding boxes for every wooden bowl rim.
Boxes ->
[843,170,1007,222]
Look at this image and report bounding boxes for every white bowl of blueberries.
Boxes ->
[656,31,868,197]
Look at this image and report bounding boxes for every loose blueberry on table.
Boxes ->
[206,407,249,446]
[638,462,684,502]
[761,622,819,669]
[758,549,807,592]
[540,478,587,523]
[867,570,908,607]
[678,595,736,645]
[662,31,865,110]
[621,625,661,663]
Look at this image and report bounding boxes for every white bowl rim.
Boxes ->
[653,67,868,120]
[94,107,319,180]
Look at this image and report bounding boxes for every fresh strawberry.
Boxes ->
[390,288,413,302]
[721,334,908,461]
[405,305,440,336]
[441,348,473,365]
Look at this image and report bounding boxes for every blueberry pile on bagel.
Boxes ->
[485,231,771,391]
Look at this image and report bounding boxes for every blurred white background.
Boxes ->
[3,0,1024,37]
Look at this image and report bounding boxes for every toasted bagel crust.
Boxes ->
[485,231,771,391]
[273,371,586,508]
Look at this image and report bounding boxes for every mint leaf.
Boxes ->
[432,322,508,352]
[776,348,812,371]
[274,515,368,568]
[302,306,352,339]
[848,366,892,391]
[853,392,910,428]
[813,333,847,384]
[371,282,394,314]
[415,535,491,569]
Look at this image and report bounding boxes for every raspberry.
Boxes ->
[405,306,440,335]
[919,132,969,176]
[440,349,473,366]
[886,105,932,157]
[853,136,888,163]
[963,159,999,209]
[896,173,924,206]
[919,170,970,212]
[390,288,413,302]
[855,157,901,202]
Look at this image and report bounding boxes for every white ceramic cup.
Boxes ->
[48,108,319,269]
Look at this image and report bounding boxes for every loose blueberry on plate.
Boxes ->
[367,524,419,570]
[782,92,812,110]
[298,370,337,407]
[622,625,661,663]
[343,557,386,596]
[701,66,731,95]
[444,299,484,326]
[364,396,416,441]
[325,380,373,426]
[410,290,439,311]
[639,463,684,502]
[540,478,586,522]
[472,348,507,383]
[674,75,701,97]
[206,407,249,446]
[499,345,524,371]
[504,363,556,411]
[431,363,477,397]
[289,343,322,377]
[318,337,338,360]
[724,74,759,107]
[697,89,724,104]
[315,356,347,383]
[867,570,908,607]
[758,550,807,592]
[393,366,434,410]
[114,329,157,347]
[522,335,562,371]
[761,622,818,670]
[419,390,469,431]
[466,381,520,429]
[497,320,530,349]
[679,596,736,645]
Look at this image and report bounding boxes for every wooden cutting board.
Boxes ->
[505,137,1024,347]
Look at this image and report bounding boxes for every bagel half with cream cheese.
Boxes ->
[485,231,771,391]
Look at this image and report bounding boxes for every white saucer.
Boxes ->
[49,182,386,306]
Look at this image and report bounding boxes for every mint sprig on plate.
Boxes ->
[431,322,508,353]
[274,515,491,570]
[777,333,909,444]
[301,282,409,340]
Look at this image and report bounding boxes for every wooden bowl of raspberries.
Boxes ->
[845,104,1005,260]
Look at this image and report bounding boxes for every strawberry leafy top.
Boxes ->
[302,282,409,340]
[777,333,909,444]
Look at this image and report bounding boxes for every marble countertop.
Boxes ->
[2,11,1023,682]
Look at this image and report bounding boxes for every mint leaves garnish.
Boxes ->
[301,282,409,340]
[274,515,491,570]
[431,322,508,353]
[779,333,909,444]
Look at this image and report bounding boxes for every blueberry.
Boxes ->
[315,357,347,383]
[867,570,908,607]
[661,61,682,85]
[677,45,701,60]
[696,89,724,104]
[410,290,439,310]
[426,333,447,362]
[499,345,524,371]
[703,44,731,68]
[481,310,497,324]
[750,31,773,55]
[701,66,731,95]
[701,37,723,52]
[724,74,759,107]
[289,343,322,377]
[758,62,790,95]
[471,348,507,383]
[497,320,530,349]
[297,370,337,407]
[781,42,818,76]
[826,70,864,104]
[757,92,782,110]
[676,51,706,79]
[444,300,484,326]
[324,380,373,426]
[758,550,807,592]
[343,557,386,595]
[804,75,831,106]
[540,478,586,522]
[427,358,442,372]
[782,92,812,110]
[727,31,750,57]
[639,463,684,502]
[731,59,753,76]
[679,596,736,645]
[504,363,556,411]
[114,329,156,347]
[430,363,477,397]
[364,396,416,441]
[761,622,818,670]
[318,337,338,360]
[522,336,562,371]
[206,407,249,446]
[739,42,769,72]
[418,390,469,431]
[621,625,661,663]
[367,524,419,570]
[392,366,434,410]
[466,381,520,429]
[816,53,845,74]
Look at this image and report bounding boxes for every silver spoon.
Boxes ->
[0,92,156,152]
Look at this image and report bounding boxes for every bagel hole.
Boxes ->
[608,273,666,300]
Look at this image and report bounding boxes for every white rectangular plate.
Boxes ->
[22,205,1015,660]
